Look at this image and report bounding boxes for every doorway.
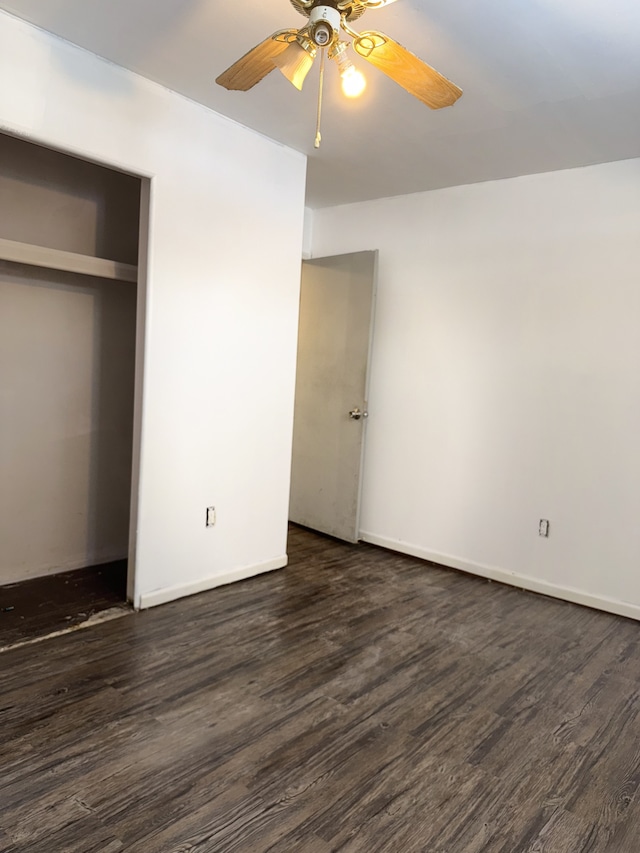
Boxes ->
[289,251,377,542]
[0,133,147,641]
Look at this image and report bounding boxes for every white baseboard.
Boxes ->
[137,555,288,610]
[360,531,640,623]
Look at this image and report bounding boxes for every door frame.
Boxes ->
[126,176,152,605]
[290,249,379,542]
[354,249,379,539]
[0,129,151,607]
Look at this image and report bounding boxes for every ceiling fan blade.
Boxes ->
[352,31,462,109]
[216,30,299,91]
[358,0,400,7]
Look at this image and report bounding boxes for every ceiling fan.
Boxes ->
[216,0,462,146]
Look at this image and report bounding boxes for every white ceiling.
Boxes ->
[1,0,639,208]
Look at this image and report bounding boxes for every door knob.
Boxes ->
[349,407,368,420]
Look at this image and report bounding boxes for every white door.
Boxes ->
[289,251,377,542]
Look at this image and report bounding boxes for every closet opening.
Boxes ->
[0,132,146,647]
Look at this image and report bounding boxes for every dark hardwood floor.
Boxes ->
[1,525,640,851]
[0,561,129,648]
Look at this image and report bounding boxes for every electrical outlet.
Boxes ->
[539,519,550,538]
[206,506,216,527]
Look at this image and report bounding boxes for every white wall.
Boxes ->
[311,159,640,619]
[0,11,306,607]
[302,207,313,260]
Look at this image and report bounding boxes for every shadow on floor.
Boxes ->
[0,561,130,648]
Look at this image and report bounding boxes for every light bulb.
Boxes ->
[341,65,366,98]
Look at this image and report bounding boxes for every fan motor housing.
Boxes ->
[289,0,366,23]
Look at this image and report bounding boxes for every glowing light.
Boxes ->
[341,65,366,98]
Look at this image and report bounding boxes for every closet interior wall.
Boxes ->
[0,133,141,585]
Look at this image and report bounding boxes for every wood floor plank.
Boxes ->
[320,752,494,852]
[518,807,606,853]
[82,696,343,847]
[1,524,640,851]
[4,804,123,853]
[0,829,17,853]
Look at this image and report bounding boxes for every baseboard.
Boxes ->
[360,531,640,623]
[137,555,288,610]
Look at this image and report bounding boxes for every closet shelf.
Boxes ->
[0,236,137,283]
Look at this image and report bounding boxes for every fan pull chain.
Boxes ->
[314,48,326,149]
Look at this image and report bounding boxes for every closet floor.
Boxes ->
[0,561,129,649]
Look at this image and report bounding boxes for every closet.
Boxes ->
[0,133,142,605]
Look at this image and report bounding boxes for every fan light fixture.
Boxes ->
[216,0,463,146]
[274,36,317,90]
